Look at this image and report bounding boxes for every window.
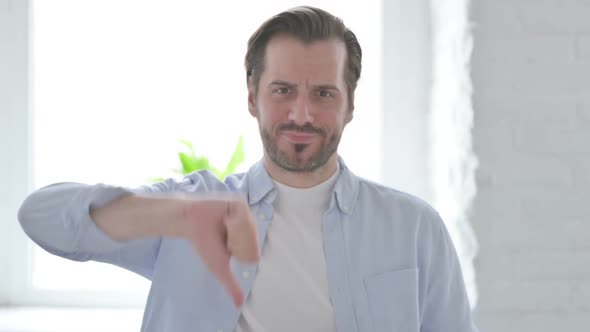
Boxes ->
[2,0,477,319]
[25,0,383,308]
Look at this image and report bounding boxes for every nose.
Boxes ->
[288,94,313,125]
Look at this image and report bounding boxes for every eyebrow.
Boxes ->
[268,80,341,91]
[268,80,295,88]
[314,84,340,91]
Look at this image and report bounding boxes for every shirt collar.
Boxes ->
[332,156,360,215]
[244,160,275,206]
[244,156,359,215]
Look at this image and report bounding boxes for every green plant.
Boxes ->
[152,135,245,182]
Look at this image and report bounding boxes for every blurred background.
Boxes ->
[1,0,588,331]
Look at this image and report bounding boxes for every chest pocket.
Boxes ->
[363,268,419,332]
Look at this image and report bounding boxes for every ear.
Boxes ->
[247,84,257,117]
[345,100,354,124]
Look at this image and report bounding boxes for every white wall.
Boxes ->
[471,0,590,330]
[0,0,31,305]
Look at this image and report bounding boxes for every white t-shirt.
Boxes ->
[236,167,340,332]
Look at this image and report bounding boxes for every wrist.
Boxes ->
[170,198,227,238]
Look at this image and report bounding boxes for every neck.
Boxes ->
[263,154,339,188]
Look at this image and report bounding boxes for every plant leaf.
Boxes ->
[151,137,246,181]
[179,152,198,174]
[177,139,195,153]
[193,156,211,172]
[220,135,245,179]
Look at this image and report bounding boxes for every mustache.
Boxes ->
[278,123,325,136]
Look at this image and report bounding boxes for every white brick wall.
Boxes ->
[471,0,590,331]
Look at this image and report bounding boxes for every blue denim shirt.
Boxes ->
[19,158,478,332]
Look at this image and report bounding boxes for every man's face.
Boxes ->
[248,35,353,173]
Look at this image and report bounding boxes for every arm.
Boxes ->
[18,180,259,306]
[17,182,143,262]
[419,211,479,332]
[90,193,189,242]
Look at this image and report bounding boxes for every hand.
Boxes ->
[181,197,259,307]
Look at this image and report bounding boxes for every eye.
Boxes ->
[274,87,290,95]
[318,90,333,98]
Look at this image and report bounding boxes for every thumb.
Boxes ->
[211,259,244,307]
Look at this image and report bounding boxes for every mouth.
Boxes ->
[281,130,317,144]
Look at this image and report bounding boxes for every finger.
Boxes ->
[224,212,260,262]
[192,224,245,307]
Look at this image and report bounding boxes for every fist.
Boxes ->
[181,196,259,307]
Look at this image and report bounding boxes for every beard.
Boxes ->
[260,121,342,173]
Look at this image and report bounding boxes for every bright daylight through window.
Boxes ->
[31,0,382,306]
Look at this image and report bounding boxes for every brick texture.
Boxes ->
[471,0,590,330]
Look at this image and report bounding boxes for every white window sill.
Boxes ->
[0,307,143,332]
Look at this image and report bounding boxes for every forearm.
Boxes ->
[90,194,187,242]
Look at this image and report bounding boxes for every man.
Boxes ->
[18,6,478,332]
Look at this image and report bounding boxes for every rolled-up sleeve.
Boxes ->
[18,181,163,280]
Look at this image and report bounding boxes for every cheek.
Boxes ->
[262,111,290,131]
[262,112,283,130]
[316,113,344,131]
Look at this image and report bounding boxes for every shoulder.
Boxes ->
[137,170,247,193]
[354,176,444,232]
[356,177,438,217]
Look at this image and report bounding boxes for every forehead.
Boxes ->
[261,35,347,84]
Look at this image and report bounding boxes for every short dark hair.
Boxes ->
[244,6,362,103]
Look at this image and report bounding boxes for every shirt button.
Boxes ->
[257,213,265,220]
[242,271,250,279]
